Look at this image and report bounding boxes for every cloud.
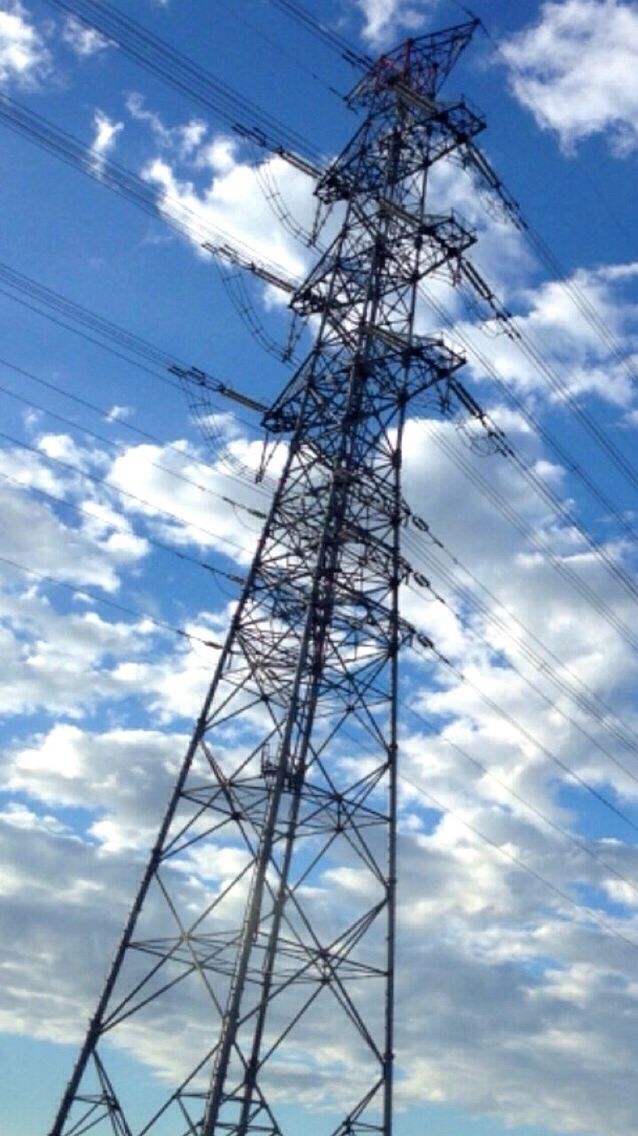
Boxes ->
[121,96,336,286]
[126,92,207,158]
[126,93,535,341]
[0,432,196,717]
[141,143,315,281]
[354,0,437,49]
[6,75,638,1134]
[499,0,638,154]
[452,260,638,410]
[61,14,112,58]
[3,393,638,1134]
[88,108,124,175]
[0,476,138,595]
[105,404,133,423]
[0,0,50,87]
[133,104,535,347]
[0,424,276,722]
[0,813,146,1044]
[6,724,187,843]
[6,737,638,1135]
[105,435,271,559]
[423,154,535,302]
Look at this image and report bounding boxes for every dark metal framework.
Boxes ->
[50,21,483,1136]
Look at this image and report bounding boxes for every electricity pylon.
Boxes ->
[50,21,485,1136]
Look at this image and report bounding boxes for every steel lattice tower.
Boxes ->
[50,21,485,1136]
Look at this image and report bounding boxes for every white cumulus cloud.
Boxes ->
[500,0,638,154]
[0,0,50,87]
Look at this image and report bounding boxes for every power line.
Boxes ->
[0,356,270,508]
[4,232,635,660]
[265,0,372,69]
[508,310,638,495]
[3,264,638,763]
[7,341,638,782]
[41,0,638,512]
[6,417,638,966]
[3,253,636,664]
[216,0,349,101]
[477,14,638,301]
[0,466,246,592]
[423,258,638,542]
[5,356,638,789]
[4,86,637,624]
[420,281,638,553]
[0,262,269,479]
[43,26,638,1130]
[0,261,176,370]
[0,364,271,514]
[4,11,635,799]
[4,248,634,636]
[3,253,637,757]
[6,350,636,789]
[45,0,323,162]
[0,93,300,280]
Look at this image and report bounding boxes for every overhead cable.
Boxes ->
[45,0,322,162]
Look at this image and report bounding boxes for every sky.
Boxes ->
[2,0,638,1134]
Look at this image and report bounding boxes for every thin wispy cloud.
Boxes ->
[354,0,438,49]
[61,14,112,58]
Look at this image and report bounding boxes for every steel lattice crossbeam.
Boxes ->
[50,19,482,1136]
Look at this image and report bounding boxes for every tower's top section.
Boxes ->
[348,17,479,108]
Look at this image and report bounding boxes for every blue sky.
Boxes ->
[2,1,638,1134]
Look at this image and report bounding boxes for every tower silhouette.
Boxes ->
[50,20,486,1136]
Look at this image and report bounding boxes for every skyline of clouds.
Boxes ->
[2,2,638,1135]
[3,380,638,1133]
